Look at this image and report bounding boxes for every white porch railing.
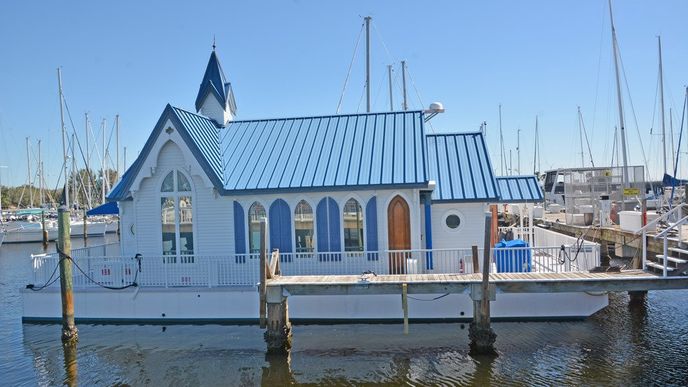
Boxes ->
[498,226,533,244]
[29,245,600,290]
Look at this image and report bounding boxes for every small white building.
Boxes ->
[108,49,536,268]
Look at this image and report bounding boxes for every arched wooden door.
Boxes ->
[388,195,411,274]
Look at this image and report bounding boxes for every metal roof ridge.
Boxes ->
[225,110,424,125]
[426,131,483,137]
[496,175,539,179]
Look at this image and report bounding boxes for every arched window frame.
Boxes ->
[293,199,316,255]
[342,196,365,253]
[160,169,195,261]
[247,201,267,255]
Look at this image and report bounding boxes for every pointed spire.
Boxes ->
[195,49,236,125]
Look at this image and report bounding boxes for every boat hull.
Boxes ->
[70,221,108,237]
[3,228,57,243]
[21,287,608,323]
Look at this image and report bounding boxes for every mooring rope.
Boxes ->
[27,247,138,291]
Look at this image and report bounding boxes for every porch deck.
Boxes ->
[267,269,688,295]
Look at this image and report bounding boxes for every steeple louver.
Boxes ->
[195,50,236,126]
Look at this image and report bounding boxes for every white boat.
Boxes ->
[105,219,119,234]
[3,222,57,244]
[70,220,107,237]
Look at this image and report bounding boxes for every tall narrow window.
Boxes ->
[248,202,266,254]
[343,198,364,252]
[294,200,314,253]
[160,170,194,258]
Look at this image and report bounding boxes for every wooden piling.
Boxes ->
[82,212,88,246]
[402,283,409,334]
[57,206,78,342]
[62,339,78,387]
[41,211,48,249]
[259,220,267,329]
[471,245,480,274]
[469,212,497,355]
[264,286,292,354]
[600,240,610,267]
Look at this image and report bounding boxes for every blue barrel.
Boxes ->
[494,239,532,273]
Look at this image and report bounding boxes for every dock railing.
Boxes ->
[29,244,600,290]
[635,203,687,274]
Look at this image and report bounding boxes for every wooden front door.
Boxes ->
[388,195,411,274]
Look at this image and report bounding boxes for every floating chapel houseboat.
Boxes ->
[23,50,606,323]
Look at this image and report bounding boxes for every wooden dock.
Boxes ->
[267,270,688,295]
[258,232,688,355]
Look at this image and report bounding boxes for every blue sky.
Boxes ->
[1,0,687,189]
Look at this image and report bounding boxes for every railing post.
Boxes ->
[663,235,668,277]
[642,230,647,271]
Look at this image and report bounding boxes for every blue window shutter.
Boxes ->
[317,197,340,261]
[327,198,341,253]
[233,201,246,263]
[366,196,378,260]
[269,199,293,261]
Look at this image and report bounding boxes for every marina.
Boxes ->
[2,0,688,385]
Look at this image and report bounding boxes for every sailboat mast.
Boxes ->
[499,104,504,175]
[670,107,675,174]
[533,116,538,174]
[517,128,521,174]
[578,107,585,167]
[71,133,77,209]
[58,67,70,209]
[609,0,629,188]
[116,114,120,179]
[364,16,371,113]
[38,140,42,207]
[26,137,33,207]
[387,65,394,112]
[85,113,91,209]
[658,36,667,176]
[401,60,408,111]
[101,118,106,204]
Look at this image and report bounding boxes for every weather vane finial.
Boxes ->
[212,35,216,51]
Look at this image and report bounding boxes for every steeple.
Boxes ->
[195,47,236,126]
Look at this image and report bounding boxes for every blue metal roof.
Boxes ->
[194,50,236,114]
[220,111,428,193]
[109,107,430,200]
[496,175,544,203]
[172,106,223,181]
[426,132,500,202]
[108,105,224,201]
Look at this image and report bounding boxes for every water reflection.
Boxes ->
[62,340,78,387]
[4,243,688,385]
[261,352,295,386]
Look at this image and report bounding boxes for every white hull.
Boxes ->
[22,287,608,323]
[3,227,57,243]
[70,221,107,237]
[104,221,118,234]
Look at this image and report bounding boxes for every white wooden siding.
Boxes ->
[430,202,488,249]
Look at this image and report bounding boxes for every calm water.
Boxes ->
[2,240,688,386]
